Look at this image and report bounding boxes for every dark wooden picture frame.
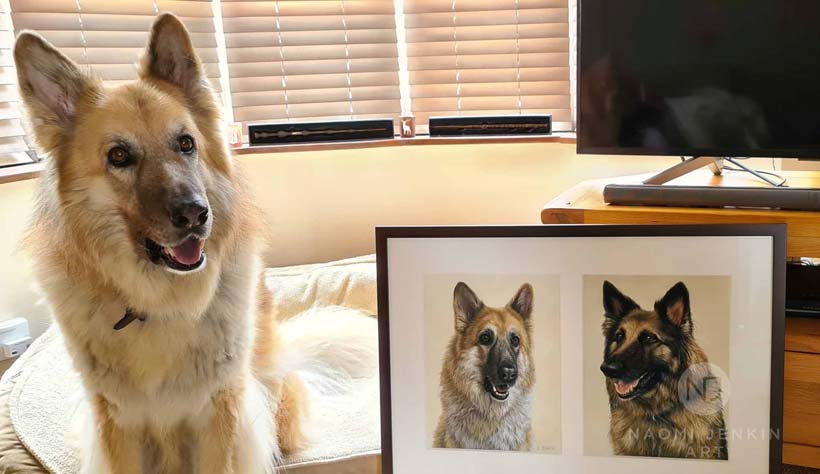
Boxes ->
[376,224,786,474]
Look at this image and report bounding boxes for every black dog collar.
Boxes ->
[114,308,145,330]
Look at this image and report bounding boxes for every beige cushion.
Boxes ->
[262,254,377,319]
[0,255,380,474]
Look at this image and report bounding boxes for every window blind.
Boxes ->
[220,0,401,128]
[0,0,34,167]
[0,0,577,155]
[404,0,572,132]
[9,0,223,93]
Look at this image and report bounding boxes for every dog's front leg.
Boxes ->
[94,396,143,474]
[198,387,241,474]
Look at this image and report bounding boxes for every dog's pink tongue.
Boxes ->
[615,379,639,396]
[171,238,203,265]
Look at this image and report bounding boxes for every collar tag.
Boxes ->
[114,309,145,331]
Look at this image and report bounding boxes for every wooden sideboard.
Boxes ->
[541,170,820,469]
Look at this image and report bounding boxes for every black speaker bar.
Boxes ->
[249,119,394,145]
[428,115,552,137]
[604,184,820,211]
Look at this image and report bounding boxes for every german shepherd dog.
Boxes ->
[14,14,376,474]
[433,282,535,451]
[600,281,727,460]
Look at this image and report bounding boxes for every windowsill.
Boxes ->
[234,133,576,156]
[0,162,44,185]
[0,133,577,184]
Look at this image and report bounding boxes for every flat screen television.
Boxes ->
[578,0,820,159]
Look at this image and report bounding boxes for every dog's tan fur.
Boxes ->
[14,14,374,473]
[601,282,727,460]
[605,311,723,459]
[433,283,535,451]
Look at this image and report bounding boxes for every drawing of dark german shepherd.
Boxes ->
[433,282,535,450]
[599,281,728,460]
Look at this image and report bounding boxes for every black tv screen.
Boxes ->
[578,0,820,158]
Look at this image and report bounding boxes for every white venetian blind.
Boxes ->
[404,0,573,132]
[0,0,34,167]
[220,0,401,126]
[9,0,223,94]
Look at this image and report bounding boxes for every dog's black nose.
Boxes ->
[600,361,624,378]
[170,199,209,229]
[498,364,517,383]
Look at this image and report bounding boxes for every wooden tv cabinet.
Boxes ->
[541,170,820,469]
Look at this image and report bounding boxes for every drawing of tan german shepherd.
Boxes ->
[600,281,728,460]
[433,282,535,451]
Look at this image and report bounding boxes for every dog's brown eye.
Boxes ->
[614,330,626,344]
[478,331,493,346]
[510,334,520,348]
[640,332,659,344]
[179,135,195,154]
[107,146,131,167]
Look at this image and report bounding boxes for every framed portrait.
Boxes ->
[376,224,785,474]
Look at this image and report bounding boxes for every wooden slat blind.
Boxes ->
[220,0,401,127]
[10,0,223,94]
[0,0,576,156]
[404,0,572,132]
[0,0,34,167]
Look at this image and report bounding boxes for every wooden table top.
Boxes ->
[541,169,820,258]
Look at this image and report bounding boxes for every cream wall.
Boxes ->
[241,142,680,266]
[0,178,44,373]
[0,142,680,353]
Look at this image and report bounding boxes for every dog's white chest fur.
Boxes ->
[39,248,274,472]
[442,392,533,451]
[90,311,249,427]
[50,255,254,426]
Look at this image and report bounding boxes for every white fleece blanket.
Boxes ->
[2,255,381,474]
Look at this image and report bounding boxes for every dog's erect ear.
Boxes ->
[140,13,208,97]
[603,281,639,320]
[453,282,484,332]
[14,32,93,142]
[655,282,692,333]
[507,283,533,320]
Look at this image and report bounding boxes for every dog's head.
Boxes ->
[599,281,694,401]
[14,14,233,278]
[452,282,534,403]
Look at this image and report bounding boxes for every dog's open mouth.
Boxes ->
[483,377,511,401]
[613,371,660,400]
[145,237,206,273]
